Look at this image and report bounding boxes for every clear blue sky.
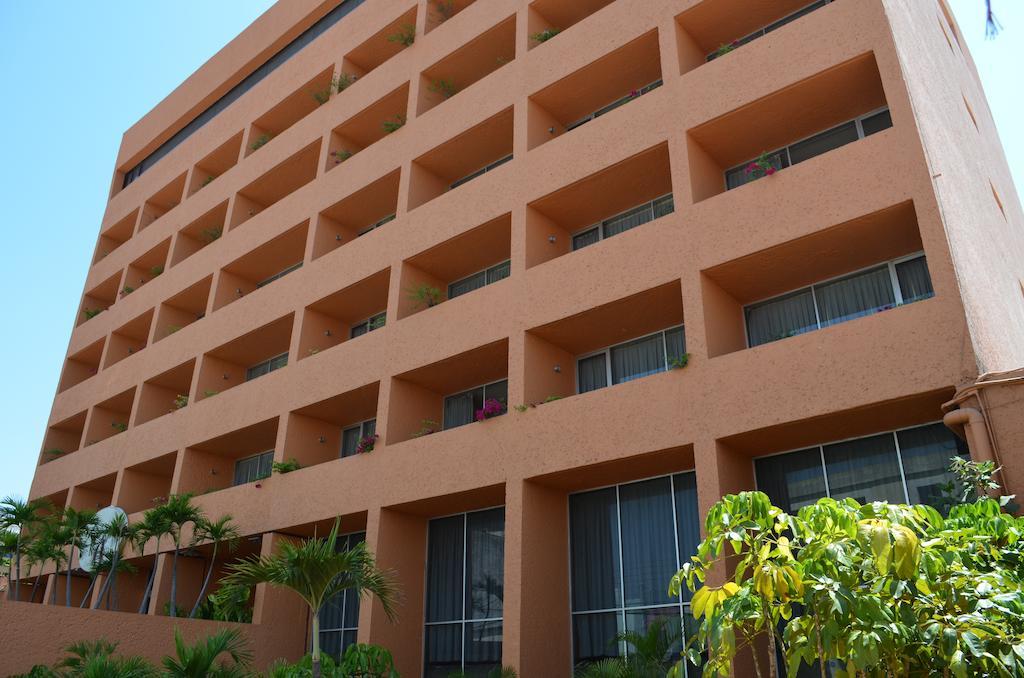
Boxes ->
[0,1,1020,502]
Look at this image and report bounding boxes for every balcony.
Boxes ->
[103,309,154,369]
[211,220,307,311]
[398,213,511,319]
[135,359,196,426]
[298,268,390,360]
[344,6,419,77]
[58,338,104,393]
[687,52,889,202]
[409,108,513,210]
[416,15,516,115]
[178,418,280,495]
[195,314,293,401]
[69,473,116,511]
[701,201,933,357]
[245,67,335,159]
[40,411,86,465]
[282,382,380,469]
[170,201,229,266]
[326,84,410,172]
[138,172,186,232]
[187,132,243,197]
[388,339,509,444]
[78,272,120,326]
[526,142,673,268]
[527,0,616,50]
[153,275,212,342]
[117,452,177,514]
[528,30,661,150]
[227,140,320,230]
[93,209,137,264]
[425,0,475,33]
[121,238,171,299]
[83,386,136,447]
[311,169,400,259]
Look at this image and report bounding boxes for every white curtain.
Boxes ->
[754,448,827,514]
[611,334,665,384]
[823,433,906,504]
[578,354,608,393]
[745,289,818,347]
[895,256,934,303]
[816,266,894,327]
[443,391,477,429]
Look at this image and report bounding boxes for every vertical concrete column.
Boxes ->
[251,532,309,662]
[506,328,527,416]
[657,12,681,84]
[361,505,428,678]
[502,479,571,675]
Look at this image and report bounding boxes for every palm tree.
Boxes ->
[574,618,681,678]
[33,516,71,606]
[78,521,109,608]
[162,494,205,617]
[161,628,251,678]
[135,506,172,614]
[220,519,399,678]
[62,508,98,606]
[93,514,134,610]
[189,514,239,618]
[0,496,50,601]
[56,639,156,678]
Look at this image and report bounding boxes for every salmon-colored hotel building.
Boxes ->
[9,0,1024,675]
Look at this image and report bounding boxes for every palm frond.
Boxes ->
[162,628,251,677]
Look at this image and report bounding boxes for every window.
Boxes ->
[706,0,833,61]
[754,423,969,514]
[448,260,511,300]
[319,531,367,659]
[425,508,505,678]
[255,262,303,289]
[358,213,395,237]
[233,450,273,485]
[245,352,289,381]
[443,380,508,430]
[350,312,386,338]
[569,473,702,676]
[565,80,664,133]
[340,419,376,458]
[725,108,892,190]
[577,326,686,394]
[572,194,674,251]
[450,155,513,190]
[744,253,933,347]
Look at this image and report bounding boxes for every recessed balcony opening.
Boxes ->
[311,169,400,259]
[103,309,154,369]
[687,53,890,202]
[69,473,116,511]
[135,359,197,426]
[676,0,837,73]
[528,30,661,150]
[228,140,320,231]
[298,269,390,360]
[702,201,933,357]
[416,15,516,115]
[408,107,513,211]
[59,338,104,393]
[117,453,177,514]
[40,411,86,464]
[388,339,509,445]
[84,387,136,447]
[139,172,187,232]
[344,6,419,77]
[122,238,171,298]
[154,275,212,342]
[93,209,138,264]
[178,418,280,495]
[527,0,616,49]
[195,314,294,401]
[78,272,120,326]
[326,84,410,172]
[283,382,380,468]
[245,67,335,159]
[212,220,308,311]
[188,131,244,197]
[398,214,511,320]
[170,200,229,266]
[38,490,69,515]
[425,0,475,33]
[525,282,685,404]
[525,142,673,269]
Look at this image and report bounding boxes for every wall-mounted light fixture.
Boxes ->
[324,330,332,337]
[548,235,557,243]
[554,365,562,373]
[318,435,326,444]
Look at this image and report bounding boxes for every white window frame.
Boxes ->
[349,311,387,338]
[233,449,274,486]
[245,351,289,381]
[340,418,377,457]
[742,251,930,348]
[575,325,685,394]
[358,213,395,237]
[705,0,834,61]
[255,261,303,289]
[449,154,513,191]
[442,378,509,430]
[571,193,675,251]
[564,79,664,132]
[447,259,511,300]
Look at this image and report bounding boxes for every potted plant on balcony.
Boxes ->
[331,149,353,164]
[530,28,561,43]
[475,398,506,421]
[355,433,379,454]
[408,284,442,309]
[745,152,780,180]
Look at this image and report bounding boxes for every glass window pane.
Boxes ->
[618,478,678,607]
[673,473,701,603]
[484,380,508,408]
[897,423,968,507]
[578,354,608,394]
[258,452,274,479]
[444,389,479,430]
[745,289,818,347]
[755,448,827,514]
[726,151,787,190]
[653,194,675,219]
[765,0,828,31]
[350,321,368,338]
[572,612,623,664]
[624,607,684,664]
[569,488,621,612]
[788,121,859,165]
[861,109,893,136]
[270,353,288,371]
[233,457,252,486]
[321,590,346,630]
[426,516,464,623]
[341,630,358,657]
[611,333,666,385]
[573,228,601,251]
[895,256,934,303]
[362,419,376,439]
[665,327,686,363]
[320,630,344,661]
[464,621,503,677]
[824,433,906,504]
[424,623,462,678]
[487,260,511,284]
[466,508,505,620]
[341,426,361,458]
[449,271,488,300]
[815,265,895,327]
[603,203,653,238]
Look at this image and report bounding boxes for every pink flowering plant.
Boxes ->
[475,398,506,421]
[745,151,779,179]
[355,433,379,454]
